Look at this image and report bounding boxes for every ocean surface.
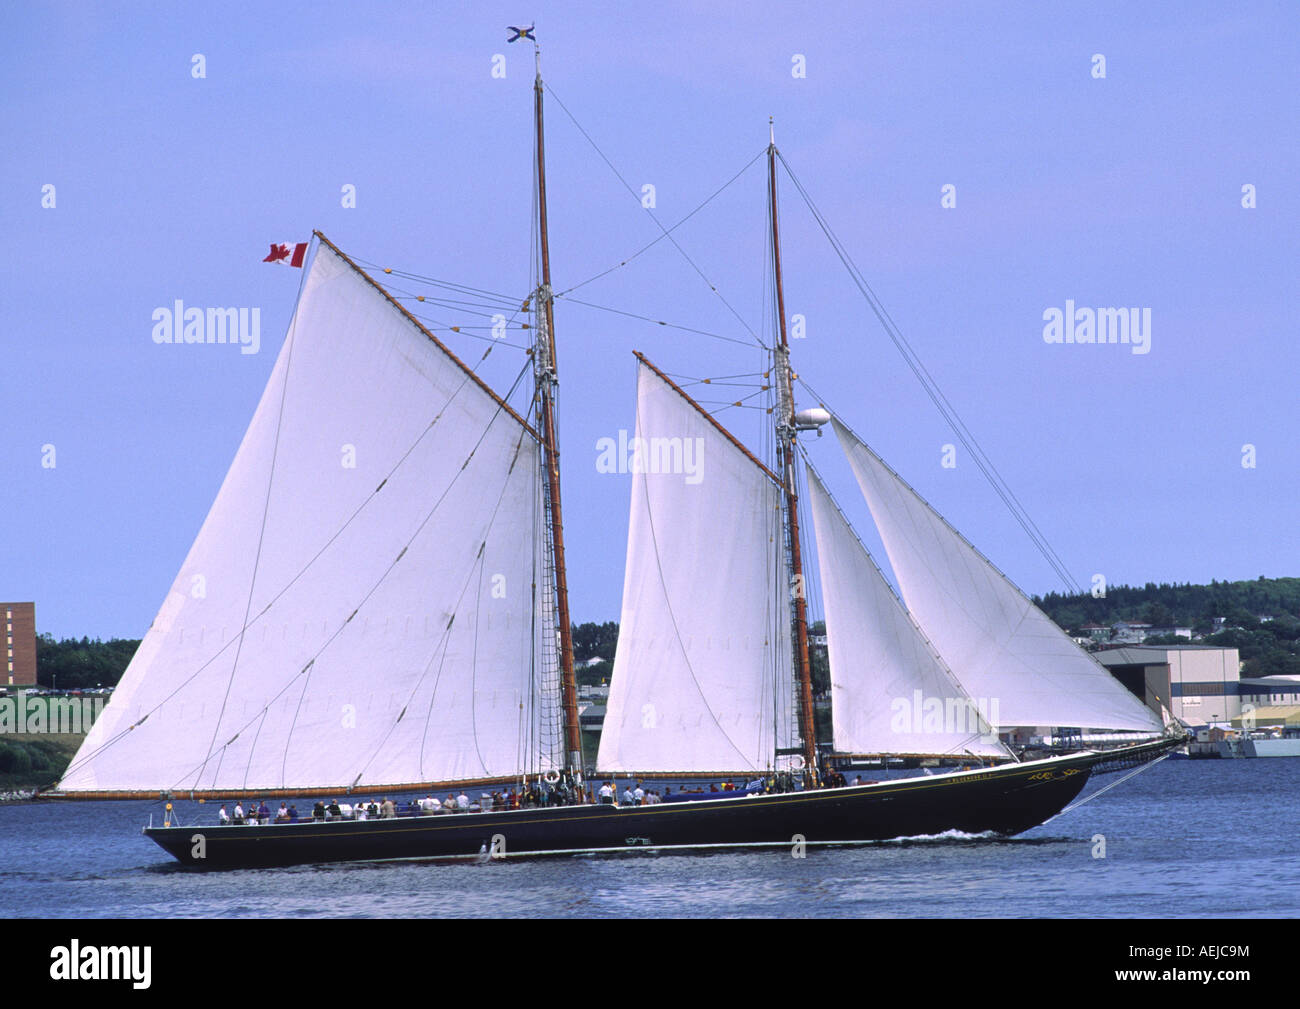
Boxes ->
[1,759,1296,918]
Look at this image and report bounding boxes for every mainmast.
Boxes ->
[532,45,583,776]
[768,122,819,782]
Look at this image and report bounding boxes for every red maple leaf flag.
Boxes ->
[262,241,308,267]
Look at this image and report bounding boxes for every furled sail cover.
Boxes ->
[805,467,1009,757]
[832,418,1162,732]
[597,361,793,772]
[61,241,559,792]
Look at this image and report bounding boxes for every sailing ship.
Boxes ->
[48,36,1183,867]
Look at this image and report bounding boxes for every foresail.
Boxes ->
[831,418,1163,733]
[805,466,1009,758]
[597,359,793,773]
[60,240,560,794]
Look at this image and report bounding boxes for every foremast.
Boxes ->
[532,47,583,776]
[768,123,818,783]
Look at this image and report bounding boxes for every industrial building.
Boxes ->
[1094,644,1240,724]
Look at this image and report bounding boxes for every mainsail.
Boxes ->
[596,358,795,773]
[60,239,562,794]
[804,466,1009,758]
[831,417,1163,733]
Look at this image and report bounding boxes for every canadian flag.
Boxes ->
[263,241,308,267]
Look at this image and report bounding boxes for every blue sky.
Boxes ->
[2,2,1297,639]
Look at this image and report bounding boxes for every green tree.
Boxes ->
[570,622,618,663]
[36,634,140,689]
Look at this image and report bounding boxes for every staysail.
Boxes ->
[804,466,1010,757]
[596,357,795,773]
[60,238,561,794]
[831,418,1163,732]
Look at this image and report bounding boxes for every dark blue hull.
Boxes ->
[140,746,1159,868]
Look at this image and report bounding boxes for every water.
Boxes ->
[1,760,1296,918]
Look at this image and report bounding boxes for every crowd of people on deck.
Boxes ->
[212,768,892,826]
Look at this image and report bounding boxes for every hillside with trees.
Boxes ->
[35,635,140,690]
[1034,576,1300,678]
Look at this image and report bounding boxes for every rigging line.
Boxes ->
[707,403,765,416]
[413,618,460,778]
[702,391,770,419]
[375,280,533,329]
[400,296,531,320]
[167,360,538,796]
[354,258,537,349]
[556,148,767,298]
[1044,753,1170,822]
[777,152,1082,594]
[351,258,521,305]
[364,268,535,347]
[240,708,270,790]
[469,533,490,777]
[382,284,523,314]
[799,448,1006,758]
[678,380,768,390]
[557,296,756,348]
[405,315,533,352]
[403,287,533,350]
[669,370,766,384]
[542,81,768,350]
[699,388,769,406]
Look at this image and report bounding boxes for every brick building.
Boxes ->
[4,602,37,688]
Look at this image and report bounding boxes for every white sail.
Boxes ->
[831,418,1163,732]
[61,240,560,793]
[805,466,1009,757]
[597,360,793,773]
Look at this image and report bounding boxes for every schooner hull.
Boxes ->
[139,748,1128,869]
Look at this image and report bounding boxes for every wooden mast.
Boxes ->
[768,122,819,782]
[532,46,583,775]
